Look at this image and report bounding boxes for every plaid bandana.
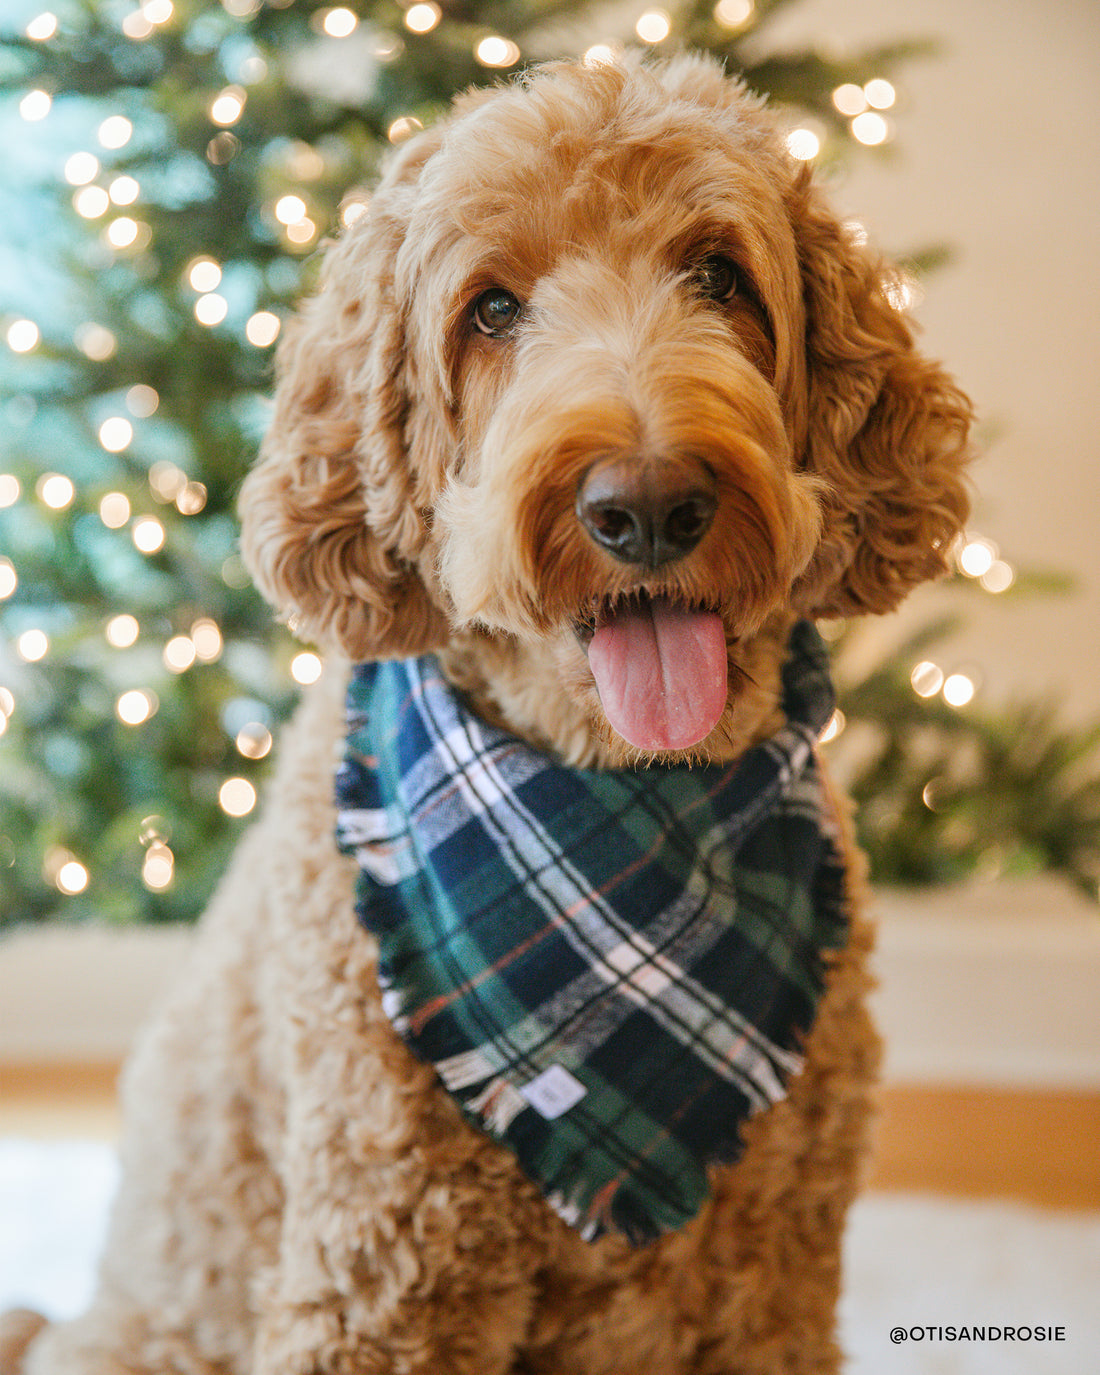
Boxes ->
[335,620,847,1244]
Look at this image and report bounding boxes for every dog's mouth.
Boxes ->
[574,591,729,753]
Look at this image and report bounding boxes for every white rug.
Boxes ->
[2,1141,1097,1371]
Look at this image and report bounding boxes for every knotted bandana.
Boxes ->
[335,620,847,1244]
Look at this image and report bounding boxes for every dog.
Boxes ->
[3,54,971,1375]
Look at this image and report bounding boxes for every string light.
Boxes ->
[910,662,944,698]
[149,460,186,501]
[142,842,174,890]
[25,12,59,40]
[56,859,90,895]
[132,516,165,553]
[832,84,867,117]
[844,220,869,246]
[210,86,246,126]
[245,311,280,347]
[17,630,49,662]
[236,722,273,759]
[285,218,317,246]
[64,152,99,185]
[74,186,110,219]
[19,90,52,122]
[6,319,40,353]
[99,416,134,452]
[207,132,240,166]
[109,175,140,205]
[943,673,976,708]
[106,216,141,249]
[321,7,357,37]
[99,492,132,528]
[714,0,753,28]
[635,10,671,43]
[341,198,369,228]
[239,55,267,84]
[138,815,168,847]
[387,116,423,144]
[284,141,325,180]
[882,272,921,312]
[864,79,896,110]
[958,535,997,578]
[98,116,133,149]
[186,256,222,292]
[0,475,20,507]
[921,779,945,812]
[105,613,140,647]
[175,481,207,515]
[221,554,249,588]
[36,473,74,509]
[190,618,223,661]
[819,709,846,744]
[475,36,520,68]
[122,10,154,40]
[75,323,118,360]
[0,559,16,600]
[273,195,306,225]
[980,560,1015,594]
[272,192,319,246]
[116,688,157,725]
[126,384,159,417]
[786,128,821,161]
[290,651,323,685]
[219,777,257,817]
[194,293,228,326]
[142,0,174,23]
[372,33,403,61]
[109,217,150,253]
[851,112,890,146]
[163,635,197,672]
[583,45,617,66]
[404,3,441,35]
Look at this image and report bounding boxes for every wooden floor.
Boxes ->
[2,1062,1098,1209]
[868,1083,1100,1209]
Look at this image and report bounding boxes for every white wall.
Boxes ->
[764,0,1100,722]
[4,879,1099,1086]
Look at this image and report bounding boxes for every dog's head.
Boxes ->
[241,55,971,762]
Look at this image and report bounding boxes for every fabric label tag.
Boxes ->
[519,1064,587,1120]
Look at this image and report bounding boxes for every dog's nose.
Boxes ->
[576,456,718,567]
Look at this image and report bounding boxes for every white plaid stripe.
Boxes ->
[404,659,805,1107]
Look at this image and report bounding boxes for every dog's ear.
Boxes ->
[239,133,452,660]
[789,170,973,617]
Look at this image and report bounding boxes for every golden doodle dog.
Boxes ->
[3,54,971,1375]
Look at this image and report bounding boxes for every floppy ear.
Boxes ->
[789,172,973,617]
[239,133,452,660]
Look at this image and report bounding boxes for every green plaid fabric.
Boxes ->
[335,620,847,1244]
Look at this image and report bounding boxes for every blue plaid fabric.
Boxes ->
[335,620,847,1244]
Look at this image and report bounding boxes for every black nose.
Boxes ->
[576,456,718,567]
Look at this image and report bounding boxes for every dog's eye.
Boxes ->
[692,254,739,303]
[472,288,523,337]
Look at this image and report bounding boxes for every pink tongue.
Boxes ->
[588,598,728,752]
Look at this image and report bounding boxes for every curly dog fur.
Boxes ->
[3,55,971,1375]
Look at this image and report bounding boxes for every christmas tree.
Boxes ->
[2,0,1097,925]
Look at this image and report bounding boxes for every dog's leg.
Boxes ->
[690,909,880,1375]
[248,1041,546,1375]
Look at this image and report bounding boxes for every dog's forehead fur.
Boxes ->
[398,58,802,334]
[387,56,810,477]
